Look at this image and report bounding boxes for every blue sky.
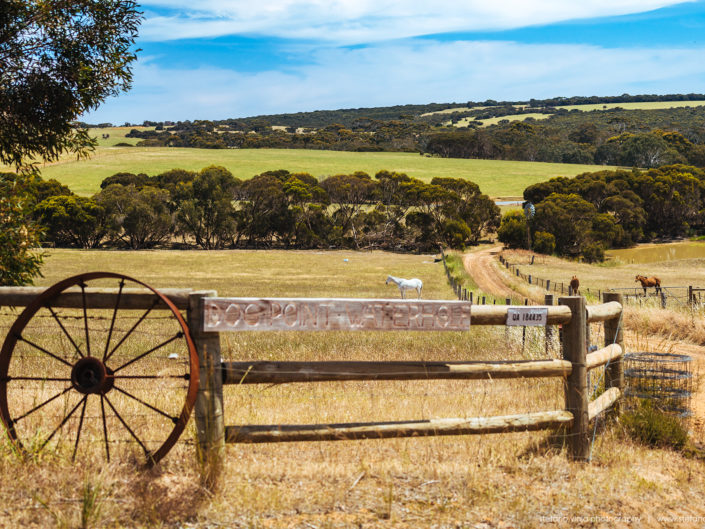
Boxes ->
[84,0,705,124]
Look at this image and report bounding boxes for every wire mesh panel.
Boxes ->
[624,352,693,419]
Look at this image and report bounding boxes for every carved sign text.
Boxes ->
[203,298,472,332]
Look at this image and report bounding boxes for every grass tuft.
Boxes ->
[621,400,689,450]
[80,480,103,529]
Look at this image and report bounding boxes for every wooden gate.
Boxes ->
[0,278,624,469]
[190,292,624,472]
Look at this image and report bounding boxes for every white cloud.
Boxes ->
[85,39,705,123]
[138,0,692,43]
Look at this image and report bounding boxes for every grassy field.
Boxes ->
[557,101,705,112]
[1,248,705,527]
[28,146,616,198]
[450,113,550,127]
[87,126,155,147]
[443,100,705,127]
[606,241,705,264]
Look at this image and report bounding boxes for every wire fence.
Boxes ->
[499,255,705,310]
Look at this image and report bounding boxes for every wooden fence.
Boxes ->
[0,283,625,471]
[193,291,624,470]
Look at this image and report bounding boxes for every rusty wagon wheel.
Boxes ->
[0,272,199,466]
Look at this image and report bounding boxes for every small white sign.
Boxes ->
[506,307,548,326]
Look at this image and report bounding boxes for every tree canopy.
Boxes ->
[508,164,705,261]
[0,0,141,171]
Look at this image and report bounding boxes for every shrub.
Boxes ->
[34,195,107,248]
[0,193,44,285]
[581,242,605,263]
[441,219,472,249]
[621,400,689,450]
[532,231,555,255]
[497,211,527,249]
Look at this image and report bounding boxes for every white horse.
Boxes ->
[385,275,423,299]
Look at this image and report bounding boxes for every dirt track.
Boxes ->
[462,246,517,299]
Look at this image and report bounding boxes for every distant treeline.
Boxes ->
[3,168,500,252]
[78,92,705,130]
[498,164,705,262]
[126,120,426,152]
[424,107,705,167]
[120,106,705,169]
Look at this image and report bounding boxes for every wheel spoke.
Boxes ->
[38,396,86,453]
[103,279,125,362]
[103,395,151,460]
[80,282,91,357]
[104,297,160,363]
[46,306,84,359]
[15,335,73,368]
[112,332,183,373]
[100,395,110,462]
[113,386,178,423]
[113,374,189,380]
[13,386,73,423]
[71,397,88,462]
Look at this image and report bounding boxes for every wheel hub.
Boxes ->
[71,357,114,395]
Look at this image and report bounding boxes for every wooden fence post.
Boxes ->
[546,279,551,291]
[560,295,589,461]
[522,298,528,351]
[603,292,624,413]
[544,293,554,354]
[188,291,225,481]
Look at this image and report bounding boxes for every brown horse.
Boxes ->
[569,275,580,295]
[635,275,661,295]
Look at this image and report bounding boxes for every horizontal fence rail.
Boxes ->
[0,286,193,310]
[588,388,621,421]
[586,344,623,370]
[221,359,573,385]
[225,411,575,444]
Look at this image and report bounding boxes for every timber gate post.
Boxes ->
[560,296,589,461]
[544,293,554,354]
[603,292,624,413]
[188,291,225,480]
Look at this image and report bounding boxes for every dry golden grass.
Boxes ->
[0,249,704,527]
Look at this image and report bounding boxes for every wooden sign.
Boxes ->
[203,298,472,332]
[506,306,548,326]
